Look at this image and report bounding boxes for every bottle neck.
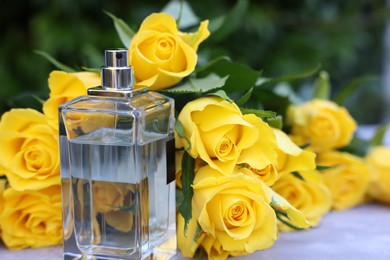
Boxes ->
[87,85,148,99]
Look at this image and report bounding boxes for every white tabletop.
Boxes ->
[1,203,390,260]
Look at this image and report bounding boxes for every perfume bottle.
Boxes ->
[59,49,176,259]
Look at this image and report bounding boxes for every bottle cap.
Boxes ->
[101,49,134,90]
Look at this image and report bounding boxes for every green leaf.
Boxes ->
[333,75,378,105]
[208,16,225,35]
[162,74,228,94]
[369,124,389,147]
[34,50,76,72]
[236,87,253,106]
[81,66,100,73]
[178,152,195,233]
[316,165,334,171]
[312,71,330,100]
[299,142,311,149]
[32,95,45,105]
[193,223,203,243]
[161,0,200,29]
[175,120,191,150]
[291,171,305,181]
[273,83,304,105]
[266,115,283,129]
[275,210,305,231]
[209,0,249,42]
[260,63,321,85]
[338,136,369,157]
[246,88,290,116]
[197,59,261,93]
[104,10,135,48]
[240,108,277,118]
[206,90,233,102]
[176,188,184,209]
[270,190,311,229]
[195,56,231,74]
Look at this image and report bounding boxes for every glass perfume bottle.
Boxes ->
[59,49,176,259]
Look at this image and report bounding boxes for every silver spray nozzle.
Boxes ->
[102,49,134,90]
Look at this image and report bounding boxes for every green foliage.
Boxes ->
[177,151,195,233]
[260,63,322,86]
[266,115,283,129]
[161,0,200,28]
[208,0,249,42]
[206,90,233,102]
[0,0,387,124]
[162,74,228,94]
[104,11,135,48]
[369,124,389,147]
[175,120,191,150]
[339,136,370,157]
[34,50,76,72]
[333,75,378,105]
[313,71,331,100]
[197,58,261,94]
[240,108,277,118]
[291,171,305,181]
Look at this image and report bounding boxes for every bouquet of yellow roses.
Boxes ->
[0,1,389,260]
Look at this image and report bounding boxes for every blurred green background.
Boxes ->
[0,0,387,123]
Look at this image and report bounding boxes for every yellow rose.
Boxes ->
[243,163,278,186]
[201,235,230,260]
[129,13,210,90]
[43,70,101,128]
[287,99,357,152]
[0,109,60,190]
[317,151,370,210]
[273,128,316,176]
[272,170,332,230]
[0,185,62,250]
[91,181,129,213]
[192,165,277,257]
[177,211,206,258]
[92,181,134,232]
[366,146,390,204]
[0,178,6,236]
[244,128,317,186]
[0,164,5,177]
[176,96,277,175]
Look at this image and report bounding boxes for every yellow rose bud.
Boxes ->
[43,70,101,128]
[317,151,370,210]
[366,146,390,204]
[272,170,332,231]
[0,185,62,250]
[176,96,277,175]
[287,99,357,152]
[129,13,210,90]
[0,109,60,191]
[192,165,277,256]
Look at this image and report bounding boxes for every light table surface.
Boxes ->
[1,203,390,260]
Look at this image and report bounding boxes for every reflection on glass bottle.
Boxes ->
[59,49,176,259]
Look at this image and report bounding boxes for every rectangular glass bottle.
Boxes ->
[59,49,176,260]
